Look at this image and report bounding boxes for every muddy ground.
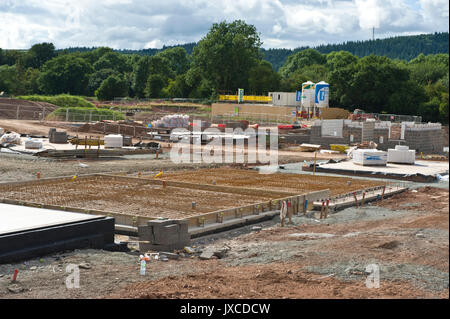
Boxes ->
[0,186,448,299]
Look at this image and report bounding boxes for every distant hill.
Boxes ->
[58,32,448,70]
[59,42,197,56]
[262,32,449,70]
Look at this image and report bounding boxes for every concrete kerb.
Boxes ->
[312,185,407,213]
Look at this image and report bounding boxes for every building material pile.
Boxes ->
[48,128,68,144]
[387,145,415,164]
[152,114,189,128]
[0,132,21,145]
[138,219,190,252]
[352,149,387,166]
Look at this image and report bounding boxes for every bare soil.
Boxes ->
[0,99,57,120]
[0,186,447,299]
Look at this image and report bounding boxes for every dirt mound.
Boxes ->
[0,98,57,120]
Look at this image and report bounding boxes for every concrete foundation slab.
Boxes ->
[311,160,448,182]
[0,203,114,263]
[0,203,103,235]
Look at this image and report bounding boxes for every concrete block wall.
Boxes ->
[373,128,390,148]
[404,128,443,154]
[280,134,310,145]
[138,219,191,252]
[343,126,362,143]
[295,121,443,153]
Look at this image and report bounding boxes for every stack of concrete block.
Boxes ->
[48,128,68,144]
[122,136,132,146]
[387,145,415,164]
[362,121,375,142]
[404,125,443,154]
[138,219,190,252]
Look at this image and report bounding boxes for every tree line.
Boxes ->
[0,20,448,122]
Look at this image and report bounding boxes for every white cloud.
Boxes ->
[0,0,447,50]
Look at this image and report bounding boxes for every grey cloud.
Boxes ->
[0,0,447,50]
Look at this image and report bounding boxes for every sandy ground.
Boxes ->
[0,186,448,299]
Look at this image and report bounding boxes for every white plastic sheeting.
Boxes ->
[387,145,415,164]
[352,149,387,166]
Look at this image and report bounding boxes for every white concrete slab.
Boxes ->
[0,203,102,235]
[319,160,449,176]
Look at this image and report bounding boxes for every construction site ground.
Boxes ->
[0,118,448,299]
[0,185,447,299]
[154,167,385,196]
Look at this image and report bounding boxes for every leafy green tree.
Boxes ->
[408,53,449,85]
[163,74,191,98]
[248,60,280,95]
[80,47,114,65]
[133,56,151,98]
[87,68,120,96]
[278,49,326,78]
[0,65,21,94]
[145,74,166,98]
[24,42,56,69]
[282,64,329,92]
[327,63,357,107]
[95,75,128,100]
[93,52,131,73]
[387,80,427,115]
[0,49,24,66]
[38,55,93,95]
[326,51,358,71]
[343,55,410,113]
[132,55,174,98]
[191,20,262,93]
[157,47,190,75]
[23,68,41,94]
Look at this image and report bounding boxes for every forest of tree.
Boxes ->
[0,21,448,123]
[55,32,449,71]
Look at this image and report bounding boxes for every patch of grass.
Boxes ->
[47,107,125,122]
[16,94,95,108]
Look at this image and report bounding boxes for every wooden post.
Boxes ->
[381,185,386,201]
[361,192,366,207]
[84,136,87,158]
[325,199,330,219]
[353,192,359,208]
[97,137,100,158]
[320,201,325,219]
[288,200,293,224]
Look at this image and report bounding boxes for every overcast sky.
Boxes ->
[1,0,448,50]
